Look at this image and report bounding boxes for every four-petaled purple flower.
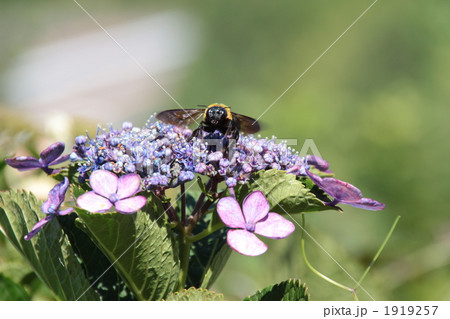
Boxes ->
[306,170,385,211]
[24,177,74,240]
[6,142,69,175]
[217,191,295,256]
[77,170,147,214]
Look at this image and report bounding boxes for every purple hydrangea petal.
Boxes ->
[58,208,74,216]
[89,170,118,198]
[242,191,269,224]
[216,197,246,228]
[48,154,70,166]
[227,229,267,256]
[306,155,331,172]
[41,177,70,214]
[116,174,141,199]
[322,179,362,201]
[306,170,362,201]
[307,170,385,210]
[77,191,113,213]
[347,198,386,211]
[41,200,56,215]
[114,196,147,214]
[24,215,55,240]
[254,212,295,239]
[57,177,70,197]
[39,142,65,166]
[5,156,41,171]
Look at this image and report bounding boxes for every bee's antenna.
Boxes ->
[197,104,207,108]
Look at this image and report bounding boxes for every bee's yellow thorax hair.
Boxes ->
[204,103,233,120]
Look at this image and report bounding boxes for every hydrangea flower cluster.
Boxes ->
[69,116,384,211]
[71,116,310,190]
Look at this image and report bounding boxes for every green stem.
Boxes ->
[355,215,401,288]
[188,221,224,242]
[191,179,212,217]
[177,234,192,291]
[176,177,221,290]
[185,177,219,235]
[155,190,179,223]
[300,215,357,300]
[301,238,355,294]
[180,183,186,224]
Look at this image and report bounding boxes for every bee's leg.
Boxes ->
[224,137,237,160]
[224,122,239,142]
[187,123,204,142]
[223,123,239,159]
[231,129,239,142]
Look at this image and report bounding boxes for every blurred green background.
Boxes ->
[1,0,449,300]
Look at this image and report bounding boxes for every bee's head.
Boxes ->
[205,106,228,125]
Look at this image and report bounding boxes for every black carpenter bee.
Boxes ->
[156,103,260,142]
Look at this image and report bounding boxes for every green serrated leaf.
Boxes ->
[0,190,99,300]
[0,273,30,300]
[164,287,224,301]
[236,169,338,214]
[200,242,231,289]
[76,193,180,301]
[244,278,310,301]
[57,214,136,301]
